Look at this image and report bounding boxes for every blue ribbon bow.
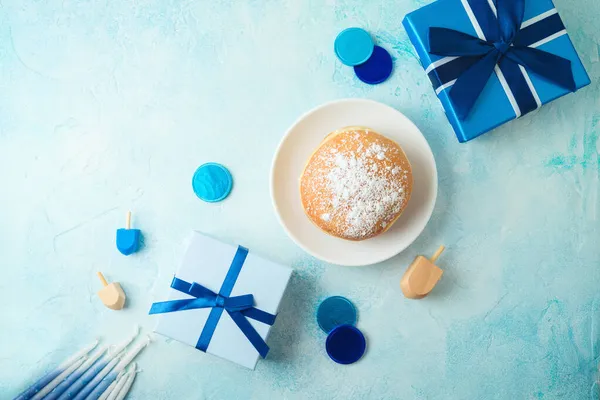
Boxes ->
[149,246,276,358]
[428,0,576,119]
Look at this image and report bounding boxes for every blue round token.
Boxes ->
[326,324,366,365]
[334,28,374,67]
[317,296,358,333]
[192,163,233,203]
[354,45,393,85]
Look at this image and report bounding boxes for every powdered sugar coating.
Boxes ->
[300,127,413,241]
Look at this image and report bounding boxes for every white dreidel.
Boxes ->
[97,272,126,310]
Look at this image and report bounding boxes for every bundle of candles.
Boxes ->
[14,327,150,400]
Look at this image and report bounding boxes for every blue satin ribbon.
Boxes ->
[427,0,576,120]
[149,246,276,358]
[426,12,565,91]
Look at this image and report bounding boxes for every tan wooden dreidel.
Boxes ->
[400,245,445,299]
[97,272,126,310]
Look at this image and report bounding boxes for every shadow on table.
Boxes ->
[263,265,321,364]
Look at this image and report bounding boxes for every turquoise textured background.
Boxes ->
[0,0,599,399]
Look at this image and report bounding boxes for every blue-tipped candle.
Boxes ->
[14,340,98,400]
[60,327,139,400]
[84,336,150,400]
[31,357,88,400]
[71,356,120,400]
[43,346,107,400]
[97,370,124,400]
[101,363,137,400]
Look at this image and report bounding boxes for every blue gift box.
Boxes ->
[403,0,590,142]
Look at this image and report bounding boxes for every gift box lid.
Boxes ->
[153,232,293,369]
[403,0,590,142]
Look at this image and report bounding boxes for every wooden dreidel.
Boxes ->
[97,272,126,310]
[400,245,445,299]
[116,211,141,256]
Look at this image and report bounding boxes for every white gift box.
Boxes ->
[152,232,292,369]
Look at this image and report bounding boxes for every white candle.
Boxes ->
[113,336,150,372]
[106,363,137,400]
[109,326,140,356]
[84,336,150,399]
[112,370,137,400]
[97,369,125,400]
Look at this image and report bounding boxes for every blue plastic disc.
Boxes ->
[354,45,393,85]
[334,28,374,67]
[317,296,358,333]
[192,163,233,203]
[326,324,366,365]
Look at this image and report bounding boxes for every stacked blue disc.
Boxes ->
[334,27,393,85]
[317,296,366,365]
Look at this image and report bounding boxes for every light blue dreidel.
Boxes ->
[116,211,141,256]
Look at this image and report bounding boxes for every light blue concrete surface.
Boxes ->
[0,0,598,399]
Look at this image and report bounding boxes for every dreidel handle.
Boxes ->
[430,245,445,263]
[97,272,109,287]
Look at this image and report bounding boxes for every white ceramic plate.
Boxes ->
[271,99,437,266]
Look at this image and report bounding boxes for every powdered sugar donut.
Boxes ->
[300,126,413,241]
